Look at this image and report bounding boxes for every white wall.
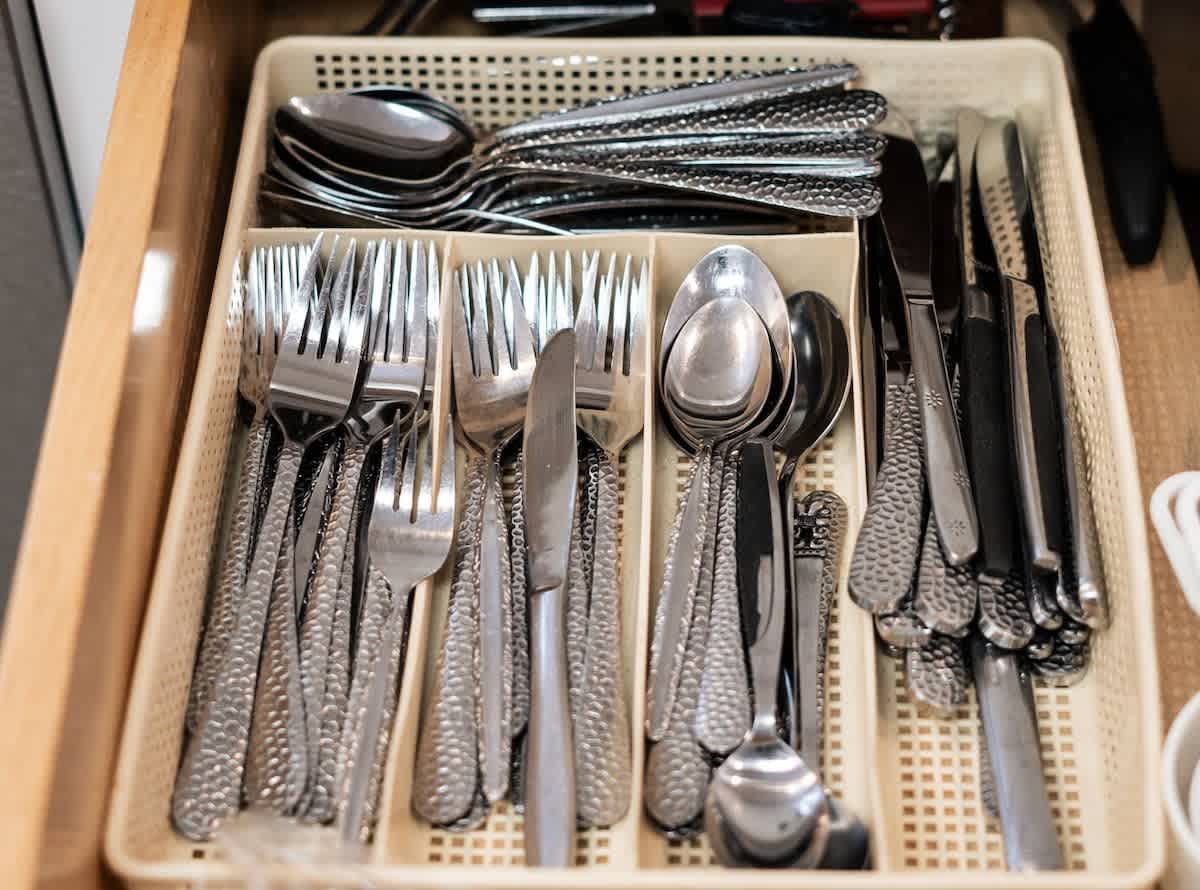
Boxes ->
[32,0,135,226]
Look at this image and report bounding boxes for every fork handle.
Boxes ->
[172,435,302,840]
[186,414,270,736]
[478,450,513,804]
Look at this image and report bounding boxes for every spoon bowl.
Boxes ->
[706,734,831,868]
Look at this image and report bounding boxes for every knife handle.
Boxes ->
[526,581,576,867]
[906,298,978,565]
[960,288,1019,582]
[1003,277,1062,575]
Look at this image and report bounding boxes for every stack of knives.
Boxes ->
[848,109,1109,871]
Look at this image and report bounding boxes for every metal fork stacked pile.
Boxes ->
[413,250,646,862]
[172,235,456,845]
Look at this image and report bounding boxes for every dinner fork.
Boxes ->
[303,238,438,822]
[336,413,456,842]
[570,252,645,828]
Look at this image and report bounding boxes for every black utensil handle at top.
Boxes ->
[960,298,1019,582]
[1023,313,1066,566]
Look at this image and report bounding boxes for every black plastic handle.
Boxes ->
[1023,314,1066,565]
[960,292,1019,582]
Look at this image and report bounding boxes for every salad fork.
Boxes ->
[336,413,456,842]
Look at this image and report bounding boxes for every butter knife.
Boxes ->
[522,329,578,867]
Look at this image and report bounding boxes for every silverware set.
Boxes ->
[847,110,1110,871]
[412,250,646,866]
[259,64,888,233]
[173,236,454,845]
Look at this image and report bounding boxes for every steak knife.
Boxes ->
[878,119,978,566]
[522,328,579,867]
[974,118,1064,577]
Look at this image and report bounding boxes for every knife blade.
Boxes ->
[956,108,1021,585]
[878,121,978,566]
[975,117,1065,578]
[522,328,578,867]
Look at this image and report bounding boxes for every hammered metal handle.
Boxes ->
[645,454,722,831]
[413,454,484,825]
[186,415,270,736]
[576,448,632,828]
[508,446,531,739]
[299,434,366,821]
[497,157,882,219]
[904,632,968,718]
[695,449,750,757]
[646,446,713,742]
[478,449,513,804]
[849,374,925,613]
[172,434,303,841]
[977,570,1036,650]
[565,451,592,746]
[913,507,978,637]
[245,499,308,815]
[500,89,888,151]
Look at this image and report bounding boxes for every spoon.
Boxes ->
[776,291,852,768]
[706,440,830,868]
[647,249,791,741]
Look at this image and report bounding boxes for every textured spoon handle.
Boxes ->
[172,434,303,841]
[499,89,887,150]
[510,132,887,169]
[849,374,924,613]
[186,414,270,736]
[497,158,882,219]
[299,435,366,821]
[644,454,722,832]
[478,450,513,804]
[695,449,750,757]
[576,448,632,828]
[413,454,484,825]
[508,446,530,738]
[494,64,859,142]
[646,446,713,741]
[245,498,308,815]
[875,583,932,651]
[977,571,1036,650]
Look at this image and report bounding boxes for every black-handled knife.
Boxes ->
[974,117,1066,578]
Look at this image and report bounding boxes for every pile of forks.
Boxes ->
[412,250,647,837]
[172,235,455,845]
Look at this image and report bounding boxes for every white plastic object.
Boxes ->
[1151,472,1200,615]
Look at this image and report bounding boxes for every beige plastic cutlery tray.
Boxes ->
[106,35,1160,890]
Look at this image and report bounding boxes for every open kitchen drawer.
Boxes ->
[1,2,1199,890]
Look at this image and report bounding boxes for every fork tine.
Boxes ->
[559,251,574,330]
[408,240,429,366]
[573,251,597,370]
[546,252,558,335]
[375,420,402,516]
[243,250,259,359]
[324,239,357,360]
[629,258,648,378]
[594,253,616,371]
[287,234,323,348]
[346,240,376,366]
[485,258,512,371]
[471,261,492,376]
[387,238,407,364]
[370,238,393,362]
[434,409,455,516]
[507,258,536,367]
[399,421,421,521]
[523,252,539,349]
[427,241,441,339]
[311,234,340,350]
[610,254,632,375]
[451,267,475,386]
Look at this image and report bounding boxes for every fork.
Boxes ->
[458,261,537,803]
[300,238,437,822]
[335,413,456,843]
[569,252,645,828]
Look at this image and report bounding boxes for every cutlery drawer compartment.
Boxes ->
[107,34,1159,890]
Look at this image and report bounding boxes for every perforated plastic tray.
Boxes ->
[106,36,1161,889]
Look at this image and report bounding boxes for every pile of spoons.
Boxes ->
[644,245,866,869]
[259,64,888,232]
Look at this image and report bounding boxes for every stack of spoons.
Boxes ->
[260,64,887,232]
